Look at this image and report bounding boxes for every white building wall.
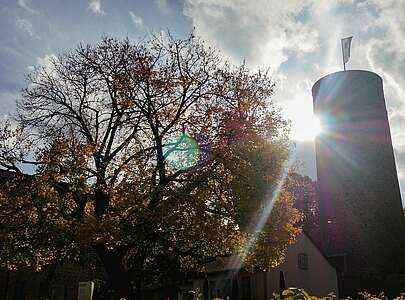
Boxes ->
[193,233,338,299]
[267,234,338,298]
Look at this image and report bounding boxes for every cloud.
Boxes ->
[0,91,19,118]
[184,0,319,70]
[183,0,405,201]
[87,0,105,16]
[154,0,171,14]
[129,11,143,28]
[15,17,40,39]
[27,54,58,79]
[182,0,405,129]
[36,54,57,71]
[17,0,38,14]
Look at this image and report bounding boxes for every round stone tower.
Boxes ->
[312,70,405,292]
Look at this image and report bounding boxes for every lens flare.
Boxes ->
[163,133,200,170]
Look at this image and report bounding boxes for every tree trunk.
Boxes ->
[94,245,133,298]
[94,188,109,217]
[134,276,145,300]
[132,254,146,300]
[39,259,60,298]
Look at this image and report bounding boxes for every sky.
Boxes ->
[1,0,405,199]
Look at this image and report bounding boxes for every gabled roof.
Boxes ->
[204,232,337,274]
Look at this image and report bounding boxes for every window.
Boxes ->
[298,253,309,270]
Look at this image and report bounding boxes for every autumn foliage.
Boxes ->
[0,34,302,297]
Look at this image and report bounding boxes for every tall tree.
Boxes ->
[284,172,319,231]
[0,34,302,298]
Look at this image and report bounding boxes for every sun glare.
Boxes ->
[290,114,322,141]
[282,96,322,141]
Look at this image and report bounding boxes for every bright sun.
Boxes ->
[290,115,322,141]
[282,98,322,141]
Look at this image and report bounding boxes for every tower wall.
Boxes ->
[312,70,404,277]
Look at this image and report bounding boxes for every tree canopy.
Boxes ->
[0,34,302,298]
[285,173,319,232]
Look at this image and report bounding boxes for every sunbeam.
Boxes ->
[225,149,297,271]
